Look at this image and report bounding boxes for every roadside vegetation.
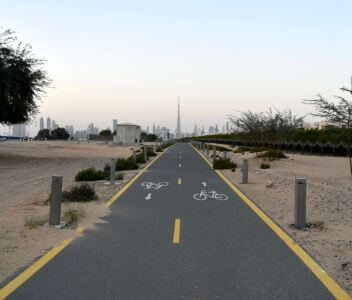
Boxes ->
[260,162,271,169]
[75,168,106,181]
[213,158,237,170]
[62,184,98,202]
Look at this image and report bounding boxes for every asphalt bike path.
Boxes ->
[7,143,335,299]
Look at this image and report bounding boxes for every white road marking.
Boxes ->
[141,182,169,190]
[202,182,207,187]
[145,193,152,200]
[193,190,228,201]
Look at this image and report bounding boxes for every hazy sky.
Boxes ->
[1,0,352,135]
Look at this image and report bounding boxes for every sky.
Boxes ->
[1,0,352,136]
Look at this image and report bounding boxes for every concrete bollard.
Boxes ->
[49,175,63,225]
[242,159,248,184]
[144,145,148,161]
[223,151,228,159]
[213,147,216,165]
[295,178,307,228]
[206,144,209,156]
[133,150,136,161]
[110,159,116,186]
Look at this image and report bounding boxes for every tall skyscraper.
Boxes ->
[40,117,44,131]
[176,98,181,139]
[47,117,51,130]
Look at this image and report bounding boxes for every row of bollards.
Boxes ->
[200,142,307,229]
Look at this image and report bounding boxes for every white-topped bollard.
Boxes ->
[295,178,307,228]
[207,144,209,156]
[49,175,63,225]
[223,151,228,159]
[242,159,248,184]
[110,159,116,186]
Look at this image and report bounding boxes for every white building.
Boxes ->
[47,117,51,130]
[12,123,26,138]
[40,117,44,131]
[114,123,141,144]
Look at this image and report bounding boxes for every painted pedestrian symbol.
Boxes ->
[193,190,228,201]
[141,182,169,190]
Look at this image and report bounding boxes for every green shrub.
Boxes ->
[116,173,124,180]
[213,158,237,170]
[116,157,138,170]
[62,184,98,202]
[136,152,146,164]
[155,147,163,152]
[146,147,157,157]
[75,168,106,181]
[257,149,287,160]
[260,162,271,169]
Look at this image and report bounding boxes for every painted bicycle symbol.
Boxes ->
[193,190,228,201]
[141,182,169,190]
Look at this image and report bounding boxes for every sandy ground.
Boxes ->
[206,144,352,294]
[0,140,144,284]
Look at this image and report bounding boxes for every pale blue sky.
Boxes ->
[1,0,352,135]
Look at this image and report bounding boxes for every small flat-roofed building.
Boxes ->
[113,123,141,145]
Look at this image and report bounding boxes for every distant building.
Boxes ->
[114,123,141,144]
[226,122,229,133]
[75,130,88,140]
[12,123,26,138]
[47,117,51,130]
[52,120,58,130]
[65,125,74,137]
[40,117,44,131]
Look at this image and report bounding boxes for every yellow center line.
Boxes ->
[173,218,181,244]
[178,178,182,184]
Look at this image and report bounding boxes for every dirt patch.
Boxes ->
[0,140,141,284]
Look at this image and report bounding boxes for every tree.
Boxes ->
[35,129,50,140]
[99,129,112,136]
[0,29,51,125]
[303,77,352,175]
[229,108,304,143]
[51,128,69,140]
[140,132,158,142]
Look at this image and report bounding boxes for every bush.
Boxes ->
[116,157,138,170]
[24,216,47,229]
[136,153,146,164]
[75,168,106,181]
[260,162,271,169]
[62,208,83,225]
[155,147,163,152]
[257,149,287,160]
[62,184,98,202]
[213,158,237,170]
[116,173,124,180]
[146,147,157,157]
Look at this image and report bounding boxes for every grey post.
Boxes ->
[206,144,209,156]
[223,151,228,159]
[144,145,148,161]
[242,159,248,184]
[295,178,307,228]
[110,159,116,186]
[133,150,136,161]
[212,147,216,165]
[49,175,63,225]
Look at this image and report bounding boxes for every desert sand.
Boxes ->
[0,140,141,284]
[207,144,352,294]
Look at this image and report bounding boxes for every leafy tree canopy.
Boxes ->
[0,28,51,125]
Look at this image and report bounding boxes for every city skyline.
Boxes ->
[1,1,352,137]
